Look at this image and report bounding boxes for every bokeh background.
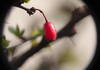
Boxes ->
[3,0,97,70]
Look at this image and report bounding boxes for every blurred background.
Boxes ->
[3,0,97,70]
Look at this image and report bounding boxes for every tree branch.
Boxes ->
[57,6,90,38]
[11,6,90,68]
[15,5,36,15]
[7,32,41,50]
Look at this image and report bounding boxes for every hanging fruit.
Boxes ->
[34,8,57,40]
[44,22,57,40]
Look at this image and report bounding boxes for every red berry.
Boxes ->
[44,22,57,40]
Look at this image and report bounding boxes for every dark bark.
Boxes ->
[0,0,18,70]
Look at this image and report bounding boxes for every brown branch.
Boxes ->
[57,6,90,38]
[15,5,36,15]
[11,6,90,68]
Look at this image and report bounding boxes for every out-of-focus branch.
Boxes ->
[7,33,41,50]
[57,6,90,38]
[11,6,90,68]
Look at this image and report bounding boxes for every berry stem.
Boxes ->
[35,9,48,23]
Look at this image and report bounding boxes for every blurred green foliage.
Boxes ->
[22,0,30,3]
[0,36,9,48]
[32,28,43,36]
[31,40,38,46]
[31,29,43,46]
[8,25,25,37]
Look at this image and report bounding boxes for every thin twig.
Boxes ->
[7,34,41,49]
[15,5,36,15]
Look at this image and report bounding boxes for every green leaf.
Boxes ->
[22,0,30,3]
[16,25,20,35]
[20,30,25,36]
[8,26,18,36]
[38,29,44,34]
[8,25,25,37]
[31,40,38,46]
[0,36,9,48]
[32,29,39,36]
[32,29,43,36]
[8,27,16,35]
